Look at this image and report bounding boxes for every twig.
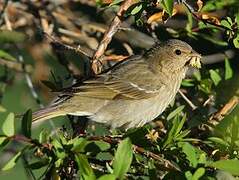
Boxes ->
[86,135,180,171]
[133,145,181,171]
[92,0,138,74]
[178,89,197,110]
[181,0,231,31]
[208,96,239,127]
[43,31,91,58]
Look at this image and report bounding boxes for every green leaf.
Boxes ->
[113,138,133,179]
[96,152,113,161]
[131,3,143,15]
[98,174,116,180]
[175,114,187,137]
[2,113,15,136]
[109,0,124,7]
[0,30,26,43]
[0,105,6,112]
[185,171,193,180]
[224,58,233,80]
[21,109,32,138]
[167,105,185,120]
[163,116,180,148]
[71,137,88,152]
[233,34,239,48]
[75,154,96,180]
[192,168,205,180]
[0,136,10,151]
[28,159,49,170]
[220,20,232,30]
[208,137,230,148]
[178,142,198,168]
[161,0,174,16]
[0,50,16,61]
[0,137,7,145]
[209,69,222,86]
[52,139,66,159]
[2,152,21,171]
[198,79,212,94]
[181,79,195,87]
[94,141,111,151]
[39,129,49,144]
[208,160,239,175]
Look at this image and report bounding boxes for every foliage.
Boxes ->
[0,0,239,179]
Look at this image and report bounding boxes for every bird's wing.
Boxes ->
[63,55,164,100]
[70,75,161,100]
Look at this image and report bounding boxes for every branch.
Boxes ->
[86,135,180,171]
[178,89,197,110]
[181,0,231,31]
[92,0,138,74]
[208,96,239,128]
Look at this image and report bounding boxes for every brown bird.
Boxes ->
[32,39,201,129]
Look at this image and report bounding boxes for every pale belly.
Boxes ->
[90,89,175,129]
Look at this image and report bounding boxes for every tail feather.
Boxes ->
[32,106,65,124]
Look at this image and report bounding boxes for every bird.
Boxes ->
[32,39,201,129]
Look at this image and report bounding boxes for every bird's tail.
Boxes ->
[32,106,65,124]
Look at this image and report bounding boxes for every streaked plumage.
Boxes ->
[32,39,201,129]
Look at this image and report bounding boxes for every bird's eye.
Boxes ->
[175,49,181,55]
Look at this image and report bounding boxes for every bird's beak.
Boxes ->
[188,50,202,69]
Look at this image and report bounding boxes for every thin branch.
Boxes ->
[181,0,231,31]
[208,96,239,127]
[92,0,138,74]
[179,90,197,110]
[43,31,91,58]
[86,135,180,171]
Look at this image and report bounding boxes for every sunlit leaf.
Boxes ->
[75,154,96,180]
[113,138,133,179]
[208,160,239,175]
[220,20,232,30]
[109,0,124,7]
[2,152,21,171]
[178,142,198,168]
[209,69,222,86]
[2,113,15,137]
[131,3,143,15]
[233,34,239,48]
[98,174,116,180]
[192,168,205,179]
[0,50,16,61]
[167,105,185,120]
[224,58,233,80]
[161,0,174,16]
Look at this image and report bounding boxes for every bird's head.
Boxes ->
[147,39,201,72]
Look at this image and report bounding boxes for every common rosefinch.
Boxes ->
[32,39,201,129]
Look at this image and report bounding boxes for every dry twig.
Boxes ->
[208,96,239,127]
[92,0,138,74]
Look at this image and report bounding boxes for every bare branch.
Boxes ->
[92,0,138,74]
